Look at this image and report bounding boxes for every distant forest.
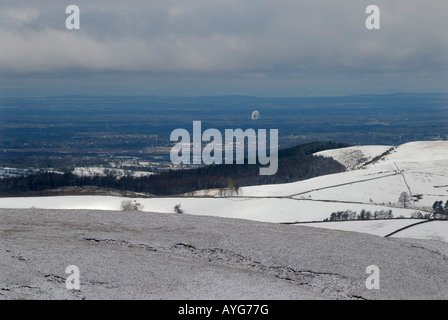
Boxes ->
[0,141,349,196]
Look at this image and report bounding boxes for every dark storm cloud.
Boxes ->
[0,0,447,95]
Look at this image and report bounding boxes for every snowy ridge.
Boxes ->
[315,140,448,170]
[314,145,392,170]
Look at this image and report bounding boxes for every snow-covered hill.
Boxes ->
[314,145,392,170]
[314,140,448,170]
[1,140,448,300]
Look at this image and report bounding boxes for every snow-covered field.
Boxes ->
[0,168,47,179]
[0,195,420,224]
[389,221,448,243]
[297,219,428,237]
[72,166,154,178]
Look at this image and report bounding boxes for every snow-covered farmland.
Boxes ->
[1,141,448,300]
[1,141,447,242]
[0,195,419,223]
[296,219,427,237]
[389,221,448,243]
[72,166,154,178]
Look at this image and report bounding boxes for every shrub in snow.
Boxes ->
[120,200,143,212]
[174,204,184,214]
[410,211,426,219]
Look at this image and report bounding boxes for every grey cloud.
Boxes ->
[0,0,447,95]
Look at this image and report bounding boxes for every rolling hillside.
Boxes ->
[1,140,447,243]
[1,140,448,300]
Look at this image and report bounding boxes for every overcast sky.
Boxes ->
[1,0,447,97]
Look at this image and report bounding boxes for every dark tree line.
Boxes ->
[324,201,448,222]
[324,209,394,222]
[0,141,349,196]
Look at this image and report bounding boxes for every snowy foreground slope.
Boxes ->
[2,208,448,300]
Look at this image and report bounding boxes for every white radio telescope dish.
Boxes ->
[251,110,260,120]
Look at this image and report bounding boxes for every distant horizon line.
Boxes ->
[1,92,448,100]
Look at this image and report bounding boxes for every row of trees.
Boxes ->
[325,200,448,222]
[324,209,394,222]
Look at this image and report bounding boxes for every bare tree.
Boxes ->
[398,192,410,208]
[226,178,240,195]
